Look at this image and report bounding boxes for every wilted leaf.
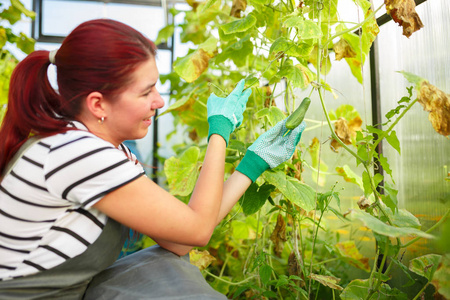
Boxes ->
[270,214,287,257]
[333,39,356,61]
[336,240,370,272]
[263,170,316,212]
[173,49,212,83]
[335,165,364,191]
[164,146,201,196]
[189,249,216,271]
[230,0,247,17]
[331,116,362,151]
[385,0,424,38]
[431,254,450,299]
[417,81,450,137]
[309,274,343,290]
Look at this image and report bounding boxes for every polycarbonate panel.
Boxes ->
[376,0,449,256]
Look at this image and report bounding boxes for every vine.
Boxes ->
[155,0,450,298]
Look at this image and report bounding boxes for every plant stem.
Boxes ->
[412,282,430,300]
[203,270,257,285]
[317,88,366,164]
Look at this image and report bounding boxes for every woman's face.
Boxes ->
[103,57,164,146]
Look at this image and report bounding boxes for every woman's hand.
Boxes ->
[236,118,306,182]
[207,79,251,145]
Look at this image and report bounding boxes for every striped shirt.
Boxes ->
[0,122,145,280]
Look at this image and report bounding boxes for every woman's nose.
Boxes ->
[152,91,165,110]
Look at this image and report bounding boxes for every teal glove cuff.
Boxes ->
[208,115,233,146]
[236,150,270,182]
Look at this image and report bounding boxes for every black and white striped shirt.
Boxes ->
[0,122,145,280]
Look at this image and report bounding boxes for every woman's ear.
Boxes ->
[85,91,106,119]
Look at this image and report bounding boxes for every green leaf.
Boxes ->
[340,279,407,300]
[164,146,201,196]
[11,0,35,19]
[385,130,401,154]
[275,65,305,89]
[269,37,314,59]
[255,106,286,127]
[308,137,328,187]
[239,182,275,215]
[378,153,393,181]
[220,14,257,34]
[391,258,416,287]
[155,24,174,45]
[348,210,435,239]
[398,71,426,89]
[201,0,219,13]
[382,181,398,213]
[283,18,322,39]
[231,220,250,239]
[259,264,272,285]
[15,32,35,54]
[262,170,316,212]
[362,170,372,195]
[409,254,441,281]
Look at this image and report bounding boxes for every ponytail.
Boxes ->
[0,51,68,174]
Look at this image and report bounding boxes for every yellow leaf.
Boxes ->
[385,0,424,38]
[309,273,343,290]
[335,240,371,272]
[189,249,216,271]
[230,0,247,18]
[418,81,450,137]
[333,39,356,61]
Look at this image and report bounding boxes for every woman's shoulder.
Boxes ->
[40,122,114,151]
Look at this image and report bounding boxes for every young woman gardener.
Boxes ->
[0,19,306,299]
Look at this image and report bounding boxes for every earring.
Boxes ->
[98,117,105,124]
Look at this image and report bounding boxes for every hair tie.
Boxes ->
[49,49,58,65]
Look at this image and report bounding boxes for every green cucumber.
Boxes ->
[285,97,311,130]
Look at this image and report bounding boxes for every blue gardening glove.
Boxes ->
[207,79,252,145]
[236,119,306,182]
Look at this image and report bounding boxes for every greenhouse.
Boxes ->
[0,0,448,299]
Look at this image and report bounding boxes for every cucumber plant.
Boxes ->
[154,0,449,299]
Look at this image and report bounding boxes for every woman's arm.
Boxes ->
[153,171,252,256]
[93,134,227,248]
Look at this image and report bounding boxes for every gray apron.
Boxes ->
[0,137,227,300]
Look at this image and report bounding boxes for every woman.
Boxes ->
[0,19,305,299]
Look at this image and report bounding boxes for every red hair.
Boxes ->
[0,19,157,174]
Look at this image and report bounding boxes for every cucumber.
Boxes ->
[285,97,311,130]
